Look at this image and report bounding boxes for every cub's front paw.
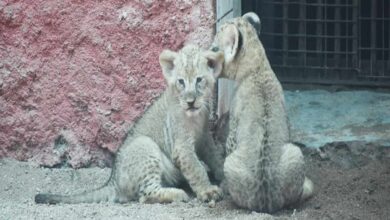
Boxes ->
[197,185,223,203]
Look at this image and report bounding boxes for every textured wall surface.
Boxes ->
[0,0,215,167]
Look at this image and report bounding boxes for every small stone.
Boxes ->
[314,204,321,209]
[317,148,329,160]
[364,188,374,194]
[207,200,216,208]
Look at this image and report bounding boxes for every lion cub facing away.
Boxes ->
[35,45,224,205]
[212,13,313,213]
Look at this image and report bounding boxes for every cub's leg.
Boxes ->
[223,148,259,209]
[278,143,313,205]
[173,139,223,203]
[197,134,225,183]
[225,146,285,213]
[116,136,189,203]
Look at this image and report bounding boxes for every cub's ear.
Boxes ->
[204,50,224,78]
[159,49,177,81]
[243,12,261,36]
[220,24,240,63]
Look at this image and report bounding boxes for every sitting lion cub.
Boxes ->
[212,12,313,213]
[35,45,224,205]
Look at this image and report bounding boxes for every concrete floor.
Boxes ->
[285,89,390,148]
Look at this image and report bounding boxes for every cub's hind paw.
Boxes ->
[198,185,223,203]
[170,189,190,203]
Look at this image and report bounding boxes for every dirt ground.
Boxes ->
[0,142,389,220]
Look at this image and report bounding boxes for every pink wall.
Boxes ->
[0,0,215,167]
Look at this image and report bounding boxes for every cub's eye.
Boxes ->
[178,79,185,86]
[211,46,219,52]
[196,77,203,84]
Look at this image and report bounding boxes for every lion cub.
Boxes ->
[212,12,313,213]
[35,45,224,205]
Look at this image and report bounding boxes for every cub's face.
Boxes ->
[159,45,224,117]
[211,12,261,80]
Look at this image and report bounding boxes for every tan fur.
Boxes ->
[212,12,313,213]
[35,45,225,205]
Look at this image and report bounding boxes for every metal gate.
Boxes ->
[242,0,390,86]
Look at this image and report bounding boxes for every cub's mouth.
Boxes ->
[186,107,200,112]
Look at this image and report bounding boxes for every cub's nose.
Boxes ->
[187,100,195,108]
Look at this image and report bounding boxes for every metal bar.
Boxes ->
[261,17,355,22]
[387,2,390,75]
[324,1,328,76]
[382,0,385,77]
[260,0,274,46]
[359,18,390,21]
[268,48,357,54]
[346,0,350,72]
[352,0,359,75]
[370,0,377,77]
[279,78,390,87]
[262,33,355,38]
[358,76,390,79]
[316,0,324,70]
[282,0,288,67]
[360,47,390,50]
[334,0,341,73]
[299,0,306,77]
[273,65,359,71]
[262,1,357,7]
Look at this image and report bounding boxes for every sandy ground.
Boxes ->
[1,142,389,220]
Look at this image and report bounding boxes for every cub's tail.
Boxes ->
[35,181,119,204]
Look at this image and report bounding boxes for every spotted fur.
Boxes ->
[35,45,225,205]
[212,12,313,213]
